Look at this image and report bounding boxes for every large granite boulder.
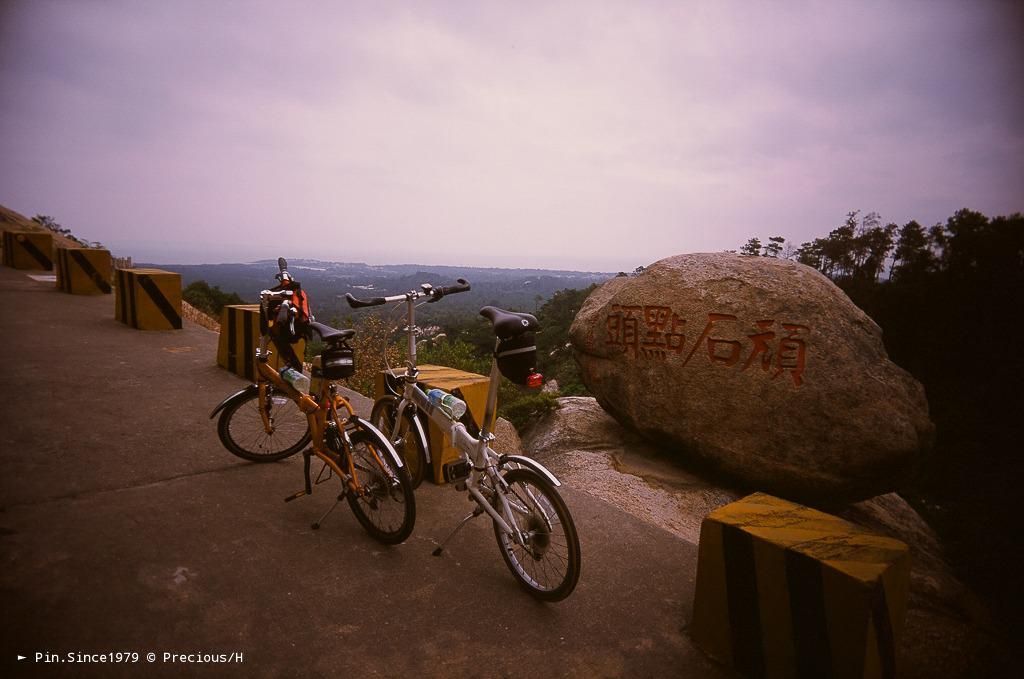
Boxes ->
[569,252,933,503]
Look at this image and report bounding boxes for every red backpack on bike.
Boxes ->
[260,270,312,370]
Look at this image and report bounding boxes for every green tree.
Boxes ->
[795,240,824,269]
[791,210,895,283]
[342,314,405,397]
[535,285,596,395]
[182,280,245,317]
[798,207,1024,632]
[763,236,785,258]
[852,216,896,282]
[739,237,762,256]
[890,220,935,281]
[819,212,859,278]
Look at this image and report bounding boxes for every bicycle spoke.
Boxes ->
[492,469,580,600]
[344,429,415,544]
[217,388,310,462]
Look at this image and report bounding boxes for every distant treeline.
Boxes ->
[739,208,1024,284]
[182,280,244,317]
[743,207,1024,627]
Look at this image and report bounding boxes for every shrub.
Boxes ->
[500,391,560,430]
[183,280,244,317]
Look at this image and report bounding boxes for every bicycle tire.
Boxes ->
[217,387,311,462]
[345,425,416,544]
[371,396,428,488]
[492,467,581,601]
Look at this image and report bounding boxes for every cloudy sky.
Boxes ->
[1,1,1021,271]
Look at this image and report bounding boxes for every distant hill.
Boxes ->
[0,200,611,321]
[143,259,614,323]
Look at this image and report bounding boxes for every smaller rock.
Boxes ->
[521,397,740,542]
[490,417,522,456]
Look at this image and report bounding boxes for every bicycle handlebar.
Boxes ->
[345,293,387,308]
[346,278,471,308]
[428,278,471,303]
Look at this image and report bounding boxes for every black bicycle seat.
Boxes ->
[309,321,355,342]
[479,306,540,339]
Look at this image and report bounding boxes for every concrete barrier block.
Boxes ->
[2,231,53,270]
[691,492,910,678]
[114,268,181,330]
[217,304,304,381]
[56,247,112,294]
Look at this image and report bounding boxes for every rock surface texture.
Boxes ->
[569,252,933,502]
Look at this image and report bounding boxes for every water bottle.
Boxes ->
[427,388,467,420]
[279,366,310,394]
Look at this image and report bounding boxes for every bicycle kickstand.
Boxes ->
[311,492,344,531]
[432,506,485,557]
[283,449,314,503]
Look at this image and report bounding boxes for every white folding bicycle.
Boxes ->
[347,280,581,601]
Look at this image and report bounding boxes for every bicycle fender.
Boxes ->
[499,454,561,487]
[351,416,406,470]
[209,384,259,419]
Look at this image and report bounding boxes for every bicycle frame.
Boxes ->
[380,291,561,540]
[252,344,404,498]
[401,373,559,534]
[213,257,417,544]
[348,279,579,598]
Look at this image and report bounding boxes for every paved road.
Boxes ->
[0,266,729,678]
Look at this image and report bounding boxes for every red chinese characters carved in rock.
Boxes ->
[605,306,809,386]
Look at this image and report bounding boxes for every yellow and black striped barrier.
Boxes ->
[56,247,112,295]
[114,268,182,330]
[217,304,304,381]
[2,230,53,270]
[691,492,910,679]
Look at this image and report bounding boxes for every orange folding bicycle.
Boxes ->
[210,258,414,543]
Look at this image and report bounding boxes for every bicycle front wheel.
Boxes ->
[493,468,581,601]
[217,387,311,462]
[371,396,428,488]
[345,425,416,544]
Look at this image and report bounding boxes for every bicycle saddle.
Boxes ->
[309,321,355,343]
[479,306,540,339]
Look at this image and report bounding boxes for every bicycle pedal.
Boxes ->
[284,490,307,503]
[442,460,471,484]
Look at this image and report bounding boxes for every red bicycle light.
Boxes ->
[526,373,544,389]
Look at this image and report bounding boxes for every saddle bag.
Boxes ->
[495,332,537,385]
[316,344,356,380]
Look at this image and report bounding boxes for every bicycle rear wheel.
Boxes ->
[492,468,581,601]
[345,425,416,544]
[371,396,428,488]
[217,387,311,462]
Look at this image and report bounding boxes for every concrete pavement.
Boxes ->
[0,265,730,678]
